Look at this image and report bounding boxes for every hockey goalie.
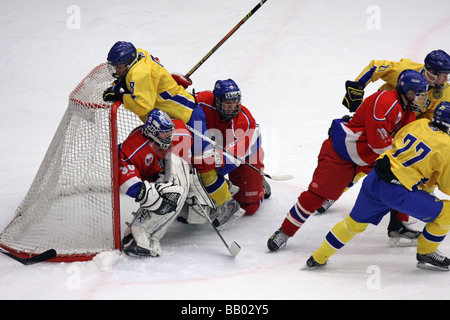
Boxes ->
[119,108,226,257]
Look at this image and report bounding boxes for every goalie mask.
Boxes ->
[142,109,175,149]
[213,79,242,121]
[396,69,429,114]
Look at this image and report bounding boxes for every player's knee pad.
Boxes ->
[228,153,265,203]
[241,200,262,216]
[326,216,367,247]
[433,200,450,230]
[298,190,327,213]
[343,215,369,234]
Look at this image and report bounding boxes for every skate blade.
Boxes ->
[416,261,449,272]
[388,237,417,247]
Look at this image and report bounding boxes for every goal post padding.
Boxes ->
[0,63,142,262]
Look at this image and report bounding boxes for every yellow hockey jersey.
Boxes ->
[122,49,196,123]
[385,118,450,195]
[355,58,450,120]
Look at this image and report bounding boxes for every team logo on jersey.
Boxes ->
[145,153,154,166]
[432,88,443,100]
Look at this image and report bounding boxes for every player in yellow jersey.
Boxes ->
[321,50,450,243]
[103,41,196,123]
[343,50,450,117]
[307,101,450,271]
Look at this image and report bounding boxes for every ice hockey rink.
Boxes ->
[1,0,450,301]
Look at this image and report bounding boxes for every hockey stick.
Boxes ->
[187,197,241,258]
[184,0,268,78]
[186,124,293,181]
[0,248,57,266]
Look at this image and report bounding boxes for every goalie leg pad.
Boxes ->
[122,209,163,257]
[123,153,191,256]
[182,168,217,224]
[161,152,190,211]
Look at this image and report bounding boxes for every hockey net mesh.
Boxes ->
[0,63,141,261]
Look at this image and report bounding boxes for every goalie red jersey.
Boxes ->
[119,119,192,198]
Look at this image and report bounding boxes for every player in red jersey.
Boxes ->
[267,69,429,252]
[119,110,192,199]
[193,79,268,216]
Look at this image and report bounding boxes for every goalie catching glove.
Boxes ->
[135,180,184,215]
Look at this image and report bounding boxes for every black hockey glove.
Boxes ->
[103,81,128,103]
[342,80,365,112]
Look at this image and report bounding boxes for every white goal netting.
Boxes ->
[0,63,141,261]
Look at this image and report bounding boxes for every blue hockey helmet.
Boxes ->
[142,109,175,149]
[107,41,138,78]
[432,101,450,135]
[397,69,429,113]
[212,79,242,120]
[423,50,450,88]
[107,41,137,66]
[424,50,450,74]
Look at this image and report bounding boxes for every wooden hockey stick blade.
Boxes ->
[0,248,57,265]
[264,174,294,181]
[228,241,241,258]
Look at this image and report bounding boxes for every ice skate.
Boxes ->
[211,198,245,230]
[416,251,450,271]
[316,199,335,214]
[388,217,421,247]
[306,255,327,268]
[263,177,271,199]
[121,233,161,258]
[267,228,289,252]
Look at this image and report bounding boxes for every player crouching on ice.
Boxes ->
[307,101,450,271]
[192,79,270,217]
[119,109,221,258]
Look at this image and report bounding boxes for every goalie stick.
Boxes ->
[0,248,57,265]
[187,197,241,258]
[186,124,293,181]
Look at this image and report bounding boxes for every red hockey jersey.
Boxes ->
[119,119,192,198]
[195,90,262,162]
[330,90,416,166]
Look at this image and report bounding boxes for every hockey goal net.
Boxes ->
[0,63,141,262]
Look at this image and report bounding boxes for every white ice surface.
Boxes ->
[1,0,450,300]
